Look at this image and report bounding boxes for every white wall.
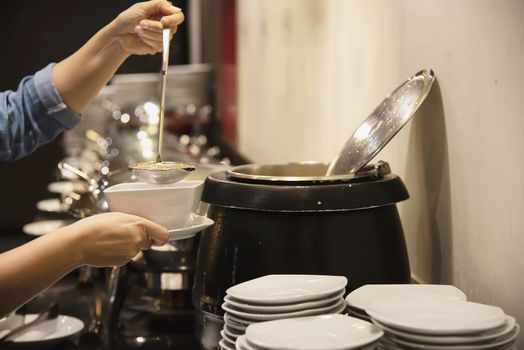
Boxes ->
[238,0,524,344]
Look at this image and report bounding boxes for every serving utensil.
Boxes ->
[128,28,195,185]
[326,69,435,175]
[129,161,196,184]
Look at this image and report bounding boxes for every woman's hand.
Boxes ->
[111,0,185,55]
[66,212,169,267]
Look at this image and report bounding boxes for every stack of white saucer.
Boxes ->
[219,275,348,350]
[345,284,467,321]
[236,314,384,350]
[366,294,520,349]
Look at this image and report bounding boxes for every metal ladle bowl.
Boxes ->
[129,161,196,185]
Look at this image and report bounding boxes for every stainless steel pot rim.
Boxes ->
[226,161,390,183]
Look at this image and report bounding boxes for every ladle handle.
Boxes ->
[157,27,171,164]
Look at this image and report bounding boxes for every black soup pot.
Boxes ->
[192,161,410,349]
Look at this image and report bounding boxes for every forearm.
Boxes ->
[0,227,83,316]
[52,20,130,114]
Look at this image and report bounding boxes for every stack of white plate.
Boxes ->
[366,294,520,349]
[219,275,348,350]
[345,284,467,321]
[236,314,384,350]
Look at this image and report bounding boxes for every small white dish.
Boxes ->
[36,198,69,213]
[224,290,345,313]
[47,181,87,194]
[223,325,242,340]
[222,298,345,321]
[226,275,347,305]
[167,214,214,241]
[367,294,506,335]
[219,338,235,350]
[220,330,237,346]
[22,220,72,237]
[225,300,347,326]
[224,314,247,332]
[1,314,84,347]
[373,315,516,345]
[347,307,372,321]
[346,284,467,312]
[245,314,384,350]
[236,335,257,350]
[389,324,519,350]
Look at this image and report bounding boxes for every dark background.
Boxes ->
[0,0,189,228]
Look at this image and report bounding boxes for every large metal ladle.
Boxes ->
[326,70,435,175]
[128,28,195,185]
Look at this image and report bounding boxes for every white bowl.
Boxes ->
[104,180,204,229]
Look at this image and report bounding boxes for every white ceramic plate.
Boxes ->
[36,198,69,213]
[346,284,467,312]
[223,325,242,340]
[1,314,84,347]
[225,300,347,326]
[168,214,214,241]
[367,294,506,335]
[389,324,519,350]
[347,308,372,321]
[219,338,235,350]
[220,330,237,346]
[22,220,72,237]
[224,290,345,313]
[226,275,347,305]
[47,181,87,194]
[373,315,516,345]
[222,298,345,321]
[224,314,247,332]
[236,335,257,350]
[245,314,383,350]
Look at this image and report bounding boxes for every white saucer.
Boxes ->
[367,294,506,335]
[245,314,384,350]
[389,324,519,350]
[0,314,84,347]
[224,290,345,313]
[226,275,347,305]
[373,315,516,345]
[225,300,347,326]
[22,220,72,237]
[167,214,214,241]
[222,298,346,321]
[236,335,257,350]
[346,284,467,312]
[36,198,69,213]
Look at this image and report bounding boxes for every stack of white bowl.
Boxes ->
[366,294,520,349]
[219,275,348,350]
[345,284,467,321]
[236,314,384,350]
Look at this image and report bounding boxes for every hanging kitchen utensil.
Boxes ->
[326,69,435,175]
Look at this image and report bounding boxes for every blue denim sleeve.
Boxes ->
[0,63,81,161]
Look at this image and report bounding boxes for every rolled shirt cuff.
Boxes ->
[33,63,81,130]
